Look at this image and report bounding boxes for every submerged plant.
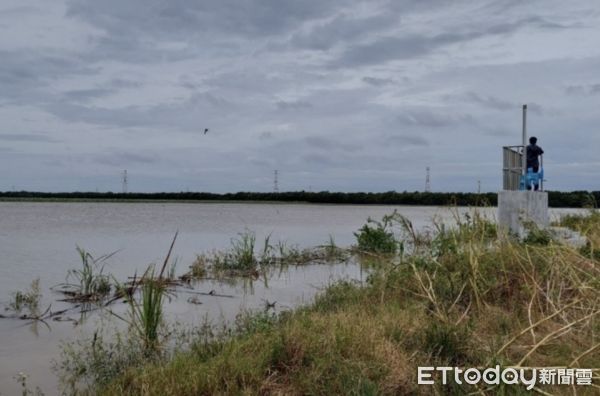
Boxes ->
[116,233,177,352]
[8,279,41,314]
[130,266,166,351]
[65,247,115,300]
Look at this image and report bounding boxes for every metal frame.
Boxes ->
[503,144,544,191]
[502,105,544,191]
[503,145,524,190]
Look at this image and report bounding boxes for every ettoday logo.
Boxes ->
[418,366,593,390]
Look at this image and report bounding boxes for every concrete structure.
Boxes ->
[548,226,587,248]
[498,190,549,236]
[497,105,549,236]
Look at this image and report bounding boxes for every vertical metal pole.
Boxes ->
[522,104,527,176]
[540,155,544,191]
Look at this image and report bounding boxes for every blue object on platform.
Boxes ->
[519,167,544,190]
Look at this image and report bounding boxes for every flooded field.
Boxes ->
[0,202,583,394]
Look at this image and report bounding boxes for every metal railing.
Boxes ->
[503,145,544,191]
[502,145,523,190]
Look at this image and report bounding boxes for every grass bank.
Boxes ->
[73,211,600,395]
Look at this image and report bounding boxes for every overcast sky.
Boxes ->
[1,0,599,193]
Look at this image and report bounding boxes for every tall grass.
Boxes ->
[96,210,599,395]
[112,233,177,353]
[130,266,165,352]
[64,247,115,300]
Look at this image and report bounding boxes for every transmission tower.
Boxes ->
[273,170,279,193]
[425,167,431,192]
[122,169,128,193]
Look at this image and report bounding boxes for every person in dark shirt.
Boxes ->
[526,136,544,172]
[526,136,544,190]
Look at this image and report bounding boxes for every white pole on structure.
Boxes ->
[522,104,527,176]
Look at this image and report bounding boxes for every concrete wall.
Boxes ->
[498,191,549,237]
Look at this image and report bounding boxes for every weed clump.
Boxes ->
[7,279,41,314]
[354,212,402,254]
[53,247,116,303]
[183,232,350,280]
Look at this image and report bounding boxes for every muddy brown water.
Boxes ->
[0,202,583,394]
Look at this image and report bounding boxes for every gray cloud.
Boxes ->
[66,0,352,47]
[0,133,60,143]
[0,0,598,192]
[463,93,514,111]
[0,50,95,104]
[93,152,160,167]
[62,88,115,102]
[290,12,399,51]
[333,16,568,67]
[303,136,359,152]
[276,100,312,110]
[362,76,396,86]
[565,83,600,95]
[396,110,474,128]
[384,134,429,146]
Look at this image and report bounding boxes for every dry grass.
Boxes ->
[89,210,600,395]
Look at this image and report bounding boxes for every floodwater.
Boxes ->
[0,202,583,394]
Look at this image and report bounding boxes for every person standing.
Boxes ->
[526,136,544,190]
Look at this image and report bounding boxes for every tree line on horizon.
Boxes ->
[0,190,598,208]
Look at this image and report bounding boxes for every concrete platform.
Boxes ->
[548,227,588,248]
[498,190,549,237]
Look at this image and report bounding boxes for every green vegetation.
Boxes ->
[57,235,178,393]
[128,266,167,352]
[557,210,600,261]
[1,189,599,207]
[55,210,599,395]
[6,279,41,314]
[215,231,260,272]
[184,232,349,279]
[53,248,115,302]
[354,211,402,254]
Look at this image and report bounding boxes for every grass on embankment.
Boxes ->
[97,211,599,395]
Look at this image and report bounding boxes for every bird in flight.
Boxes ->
[204,128,209,134]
